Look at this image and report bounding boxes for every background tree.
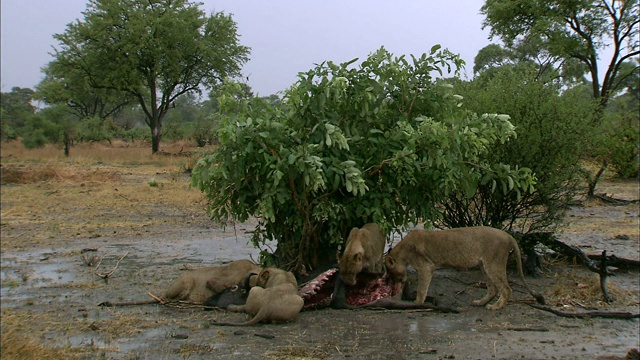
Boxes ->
[481,0,639,194]
[50,0,250,153]
[191,47,536,272]
[36,63,132,121]
[1,87,36,140]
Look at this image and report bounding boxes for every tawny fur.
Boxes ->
[165,259,262,303]
[337,223,386,286]
[215,267,304,326]
[385,227,544,310]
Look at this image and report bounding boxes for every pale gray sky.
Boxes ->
[1,0,492,96]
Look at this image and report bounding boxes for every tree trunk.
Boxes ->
[151,117,162,154]
[587,159,608,197]
[63,129,72,157]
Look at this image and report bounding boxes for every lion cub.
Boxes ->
[337,223,386,286]
[165,259,261,303]
[215,267,304,326]
[385,227,544,310]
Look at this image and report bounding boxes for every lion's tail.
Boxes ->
[510,236,545,305]
[211,306,270,326]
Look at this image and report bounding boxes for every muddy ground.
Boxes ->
[1,145,639,359]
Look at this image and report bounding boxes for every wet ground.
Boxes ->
[1,162,638,359]
[2,219,638,359]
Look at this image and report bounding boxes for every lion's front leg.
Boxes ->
[414,263,436,304]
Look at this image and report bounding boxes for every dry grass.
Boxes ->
[1,329,82,360]
[548,271,639,307]
[0,140,210,251]
[0,309,87,359]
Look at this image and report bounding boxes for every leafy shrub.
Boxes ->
[192,47,536,270]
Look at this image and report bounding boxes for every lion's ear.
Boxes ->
[386,256,395,267]
[258,269,271,284]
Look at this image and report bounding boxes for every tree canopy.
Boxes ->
[49,0,250,153]
[481,0,639,110]
[191,47,536,271]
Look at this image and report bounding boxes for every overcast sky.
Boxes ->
[1,0,493,96]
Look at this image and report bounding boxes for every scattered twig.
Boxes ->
[95,252,128,284]
[529,303,640,319]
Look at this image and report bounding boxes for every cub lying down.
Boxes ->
[385,226,545,310]
[165,259,261,303]
[337,223,386,286]
[213,267,304,326]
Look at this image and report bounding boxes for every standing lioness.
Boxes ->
[337,223,386,286]
[385,227,544,310]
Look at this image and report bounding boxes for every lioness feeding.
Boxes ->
[385,226,544,310]
[337,223,386,286]
[165,259,261,303]
[213,267,304,326]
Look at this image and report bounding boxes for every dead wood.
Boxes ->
[593,192,640,206]
[588,253,640,271]
[98,292,220,310]
[529,303,640,319]
[99,299,159,307]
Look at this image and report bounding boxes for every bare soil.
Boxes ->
[1,142,639,360]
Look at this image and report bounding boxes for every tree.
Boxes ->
[50,0,249,153]
[481,0,639,195]
[191,47,536,272]
[36,63,132,121]
[1,87,36,140]
[482,0,639,110]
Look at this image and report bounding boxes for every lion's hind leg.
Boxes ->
[484,269,512,310]
[472,265,498,307]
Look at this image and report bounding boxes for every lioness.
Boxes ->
[165,259,261,303]
[214,267,304,326]
[385,227,544,310]
[337,223,386,286]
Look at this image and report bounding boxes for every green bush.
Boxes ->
[608,125,639,179]
[192,47,536,270]
[450,66,594,233]
[21,115,62,148]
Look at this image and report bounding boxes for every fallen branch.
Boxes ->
[593,192,639,206]
[588,253,640,271]
[529,303,640,319]
[98,292,220,311]
[98,299,159,307]
[506,326,549,332]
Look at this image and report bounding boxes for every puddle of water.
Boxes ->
[113,328,167,353]
[376,315,473,334]
[30,262,77,285]
[66,334,114,351]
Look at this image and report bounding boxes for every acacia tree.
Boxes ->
[36,64,132,121]
[50,0,249,153]
[191,47,536,272]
